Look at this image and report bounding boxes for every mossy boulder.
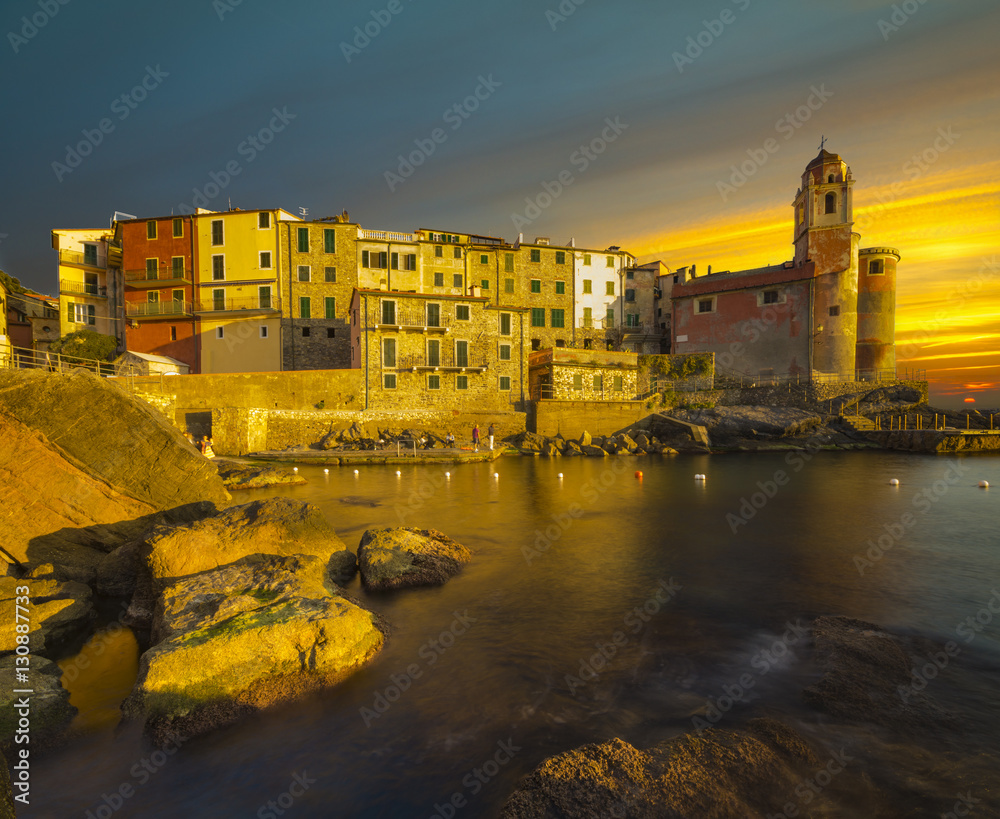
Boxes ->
[125,554,384,743]
[0,577,95,658]
[357,528,472,591]
[0,656,76,752]
[215,460,307,490]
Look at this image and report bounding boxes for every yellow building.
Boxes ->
[193,208,300,373]
[52,228,123,344]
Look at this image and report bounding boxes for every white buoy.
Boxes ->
[694,473,706,481]
[445,471,451,478]
[889,478,900,486]
[354,469,359,475]
[293,467,298,473]
[396,470,401,476]
[979,480,990,488]
[323,468,329,474]
[494,472,499,478]
[557,473,564,478]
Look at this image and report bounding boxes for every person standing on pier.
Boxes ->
[488,423,495,451]
[472,423,480,452]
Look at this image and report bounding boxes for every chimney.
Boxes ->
[690,264,697,278]
[707,265,712,275]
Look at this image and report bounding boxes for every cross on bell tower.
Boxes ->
[819,135,827,151]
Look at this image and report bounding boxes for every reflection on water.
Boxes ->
[29,452,1000,818]
[58,625,139,733]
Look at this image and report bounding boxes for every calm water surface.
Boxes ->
[29,452,1000,818]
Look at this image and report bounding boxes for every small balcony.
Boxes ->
[60,279,107,298]
[124,266,192,287]
[126,300,193,318]
[194,296,279,313]
[577,317,615,330]
[372,308,452,332]
[59,249,106,269]
[398,352,488,373]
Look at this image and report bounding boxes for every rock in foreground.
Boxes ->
[215,460,307,490]
[0,656,76,752]
[125,555,384,743]
[357,528,472,591]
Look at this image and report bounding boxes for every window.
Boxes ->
[698,299,714,314]
[172,257,184,277]
[499,344,511,361]
[260,326,268,338]
[324,229,335,253]
[259,212,270,229]
[457,375,469,390]
[212,255,225,280]
[593,374,603,390]
[499,313,511,335]
[456,304,470,321]
[531,338,541,351]
[797,206,803,225]
[555,339,565,348]
[362,251,387,268]
[455,340,469,368]
[428,374,441,390]
[530,249,541,263]
[297,227,309,252]
[211,220,223,245]
[626,270,634,280]
[327,328,335,338]
[530,307,545,327]
[402,254,416,270]
[146,220,157,239]
[216,326,224,339]
[504,253,514,272]
[626,314,639,327]
[583,279,592,294]
[555,281,565,295]
[259,286,272,309]
[170,326,177,341]
[606,256,614,267]
[550,309,565,328]
[84,244,98,266]
[384,373,397,389]
[325,266,336,282]
[825,192,836,214]
[583,338,592,349]
[147,291,159,304]
[530,279,541,293]
[453,247,461,259]
[481,279,489,290]
[762,290,779,305]
[260,251,272,269]
[298,265,310,282]
[435,245,443,257]
[480,254,489,264]
[212,288,225,311]
[583,254,591,265]
[145,258,158,280]
[606,281,615,296]
[427,339,440,366]
[582,306,593,327]
[504,278,514,293]
[383,338,396,367]
[325,297,336,319]
[302,327,310,337]
[573,374,583,391]
[453,274,463,289]
[390,252,399,270]
[614,375,623,391]
[606,308,615,328]
[555,251,565,264]
[299,297,311,318]
[625,289,635,302]
[829,305,840,317]
[828,174,835,183]
[434,271,444,287]
[381,300,396,324]
[869,260,883,276]
[499,376,511,391]
[173,218,183,237]
[426,303,441,327]
[172,289,184,303]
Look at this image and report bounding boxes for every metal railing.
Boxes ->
[126,301,193,317]
[124,267,192,283]
[194,296,278,312]
[58,249,106,268]
[371,308,453,328]
[59,280,107,297]
[398,352,487,370]
[0,342,115,376]
[715,368,926,388]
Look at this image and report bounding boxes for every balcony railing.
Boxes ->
[194,296,278,313]
[577,317,615,330]
[359,229,417,242]
[124,267,192,284]
[371,308,453,330]
[398,352,488,372]
[126,301,192,318]
[59,280,107,297]
[59,249,106,268]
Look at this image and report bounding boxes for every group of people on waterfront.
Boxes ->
[184,431,215,458]
[444,424,495,452]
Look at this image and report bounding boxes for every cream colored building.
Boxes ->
[53,228,123,345]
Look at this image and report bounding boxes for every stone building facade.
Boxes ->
[528,348,638,401]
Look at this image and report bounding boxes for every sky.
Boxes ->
[1,0,997,407]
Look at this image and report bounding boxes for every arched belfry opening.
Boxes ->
[825,192,836,214]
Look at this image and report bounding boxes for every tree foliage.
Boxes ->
[49,330,118,362]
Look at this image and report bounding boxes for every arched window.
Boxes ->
[828,174,835,183]
[825,192,836,214]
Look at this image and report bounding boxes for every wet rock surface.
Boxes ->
[357,527,472,591]
[215,459,307,490]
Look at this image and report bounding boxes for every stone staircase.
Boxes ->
[840,415,876,432]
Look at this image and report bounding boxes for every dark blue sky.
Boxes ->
[2,0,996,300]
